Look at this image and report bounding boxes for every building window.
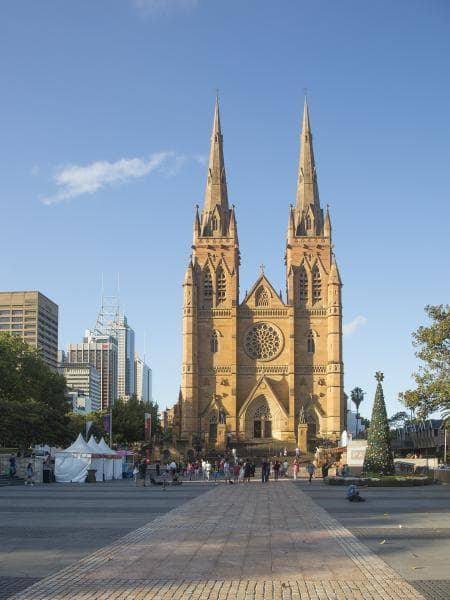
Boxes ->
[255,286,270,307]
[216,268,226,304]
[299,267,308,302]
[306,215,312,230]
[211,216,218,231]
[211,331,219,353]
[204,267,213,299]
[307,331,315,353]
[312,266,321,303]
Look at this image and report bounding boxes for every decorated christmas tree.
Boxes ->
[363,372,395,475]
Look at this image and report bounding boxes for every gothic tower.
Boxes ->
[176,97,344,448]
[180,97,240,442]
[286,97,344,438]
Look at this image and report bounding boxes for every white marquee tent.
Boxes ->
[87,436,107,481]
[98,437,123,480]
[55,433,103,483]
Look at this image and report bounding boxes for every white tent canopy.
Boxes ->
[86,436,105,481]
[98,437,123,480]
[55,434,98,483]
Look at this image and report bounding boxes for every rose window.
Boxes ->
[244,323,283,361]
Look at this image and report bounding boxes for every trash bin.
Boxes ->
[43,469,51,483]
[86,469,97,483]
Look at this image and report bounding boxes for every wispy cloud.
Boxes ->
[42,152,200,206]
[132,0,199,17]
[343,315,368,336]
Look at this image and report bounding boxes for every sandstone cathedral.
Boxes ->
[171,98,344,451]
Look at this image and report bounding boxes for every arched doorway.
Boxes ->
[251,399,273,439]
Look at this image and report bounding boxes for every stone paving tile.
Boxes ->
[409,580,450,600]
[8,483,427,600]
[0,578,41,600]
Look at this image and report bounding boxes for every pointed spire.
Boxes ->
[295,96,322,233]
[324,205,332,238]
[201,96,229,235]
[183,256,194,284]
[329,256,342,285]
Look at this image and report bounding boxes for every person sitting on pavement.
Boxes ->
[346,484,365,502]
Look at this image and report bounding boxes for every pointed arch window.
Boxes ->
[211,330,219,353]
[299,267,308,302]
[255,286,269,307]
[216,268,226,304]
[307,331,315,353]
[305,215,312,230]
[211,216,218,231]
[204,267,213,299]
[312,266,322,303]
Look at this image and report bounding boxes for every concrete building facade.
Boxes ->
[58,362,101,412]
[173,98,344,448]
[67,332,117,410]
[109,316,135,401]
[135,353,152,403]
[0,291,58,369]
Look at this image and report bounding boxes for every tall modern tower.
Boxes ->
[135,353,152,403]
[109,315,135,400]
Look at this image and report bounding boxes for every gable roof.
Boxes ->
[241,273,284,307]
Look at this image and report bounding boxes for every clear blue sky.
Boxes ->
[1,1,449,419]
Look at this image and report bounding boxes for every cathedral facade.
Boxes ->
[174,98,344,448]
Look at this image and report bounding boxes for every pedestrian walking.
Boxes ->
[9,453,16,478]
[244,459,252,483]
[283,459,289,478]
[233,462,240,483]
[273,460,280,481]
[295,447,300,458]
[293,459,299,480]
[321,462,330,479]
[205,460,211,481]
[223,461,230,483]
[133,462,139,486]
[261,459,270,483]
[139,461,147,486]
[25,463,34,486]
[306,462,315,483]
[238,462,245,484]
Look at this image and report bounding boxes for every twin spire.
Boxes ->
[200,96,230,236]
[199,95,326,239]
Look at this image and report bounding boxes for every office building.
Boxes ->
[135,353,152,403]
[0,291,58,369]
[67,332,117,410]
[58,362,101,413]
[109,315,135,401]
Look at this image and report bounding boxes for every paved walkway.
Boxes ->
[10,482,426,599]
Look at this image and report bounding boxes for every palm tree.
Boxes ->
[351,387,365,439]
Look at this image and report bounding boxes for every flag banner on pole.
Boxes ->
[86,420,93,437]
[103,414,111,435]
[144,413,152,442]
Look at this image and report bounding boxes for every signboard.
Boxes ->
[144,413,152,442]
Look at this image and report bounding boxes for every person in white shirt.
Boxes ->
[205,461,211,480]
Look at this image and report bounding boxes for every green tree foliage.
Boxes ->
[112,395,160,445]
[0,333,71,448]
[400,305,450,419]
[388,411,411,429]
[364,375,395,475]
[67,412,105,440]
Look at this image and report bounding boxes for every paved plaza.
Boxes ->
[2,479,449,599]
